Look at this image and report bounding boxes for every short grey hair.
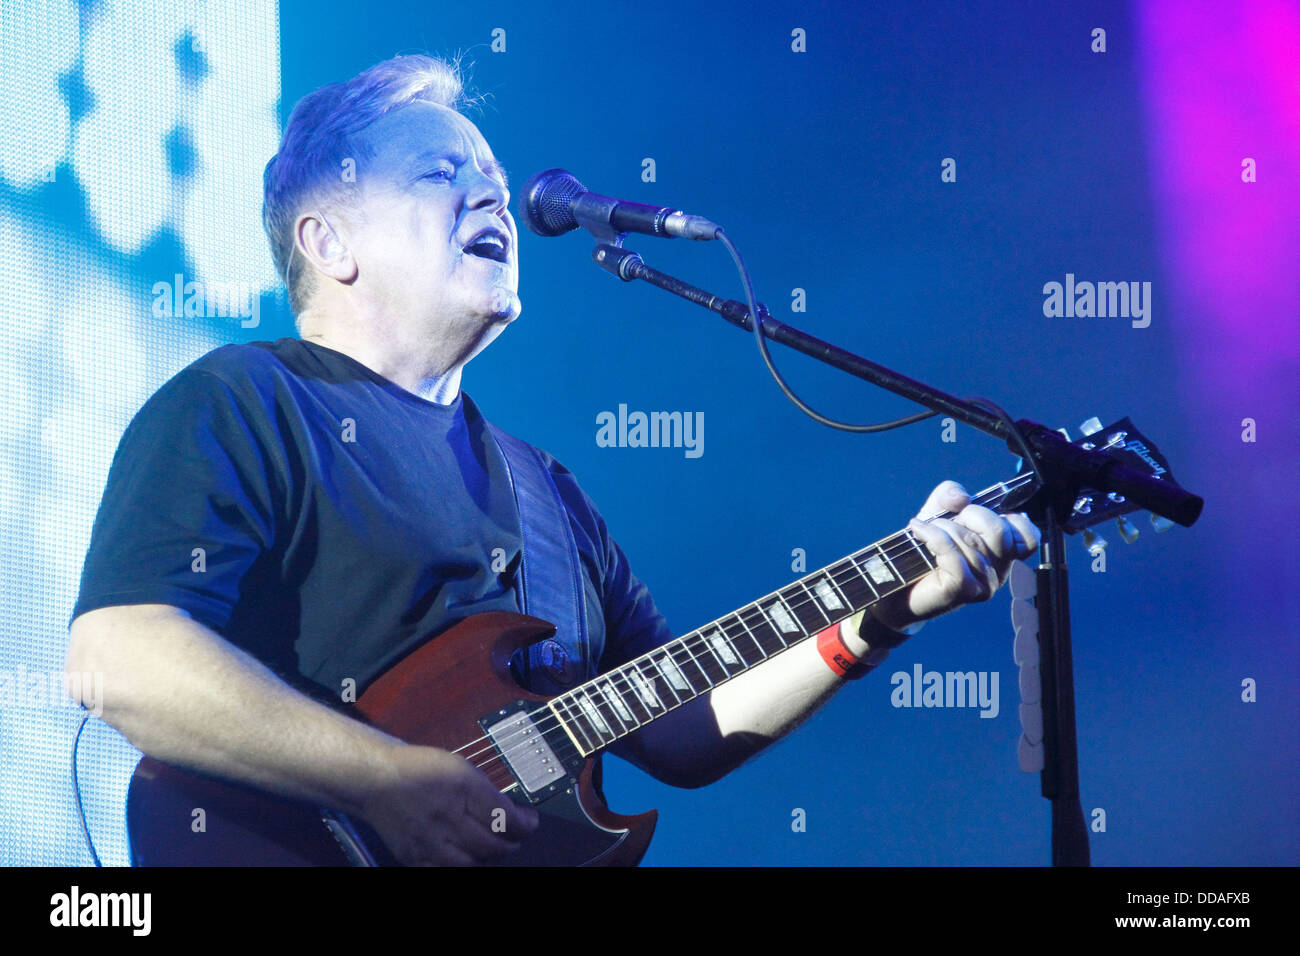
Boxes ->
[262,54,476,315]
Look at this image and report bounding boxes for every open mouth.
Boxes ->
[463,234,510,264]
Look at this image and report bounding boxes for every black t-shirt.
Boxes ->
[71,338,672,700]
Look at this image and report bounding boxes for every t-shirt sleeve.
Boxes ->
[70,367,279,634]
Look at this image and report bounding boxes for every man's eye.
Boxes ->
[423,168,453,182]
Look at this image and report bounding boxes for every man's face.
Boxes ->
[339,100,520,351]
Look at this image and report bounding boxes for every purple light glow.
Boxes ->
[1138,0,1300,402]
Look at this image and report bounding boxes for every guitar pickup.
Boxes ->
[480,702,579,803]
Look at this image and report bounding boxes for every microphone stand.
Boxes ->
[590,242,1203,866]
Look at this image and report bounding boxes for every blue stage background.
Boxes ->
[1,0,1295,866]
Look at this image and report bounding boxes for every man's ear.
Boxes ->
[295,210,358,284]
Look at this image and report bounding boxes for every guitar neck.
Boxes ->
[545,476,1032,757]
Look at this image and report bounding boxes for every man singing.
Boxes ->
[67,54,1038,865]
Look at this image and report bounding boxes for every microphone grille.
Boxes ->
[520,169,587,236]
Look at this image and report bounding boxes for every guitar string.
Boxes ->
[455,477,1032,776]
[451,477,1036,778]
[454,477,1034,776]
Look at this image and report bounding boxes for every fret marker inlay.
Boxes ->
[657,652,690,691]
[578,693,609,735]
[864,554,895,584]
[630,669,661,709]
[602,681,634,722]
[709,632,740,663]
[768,602,800,634]
[815,578,844,610]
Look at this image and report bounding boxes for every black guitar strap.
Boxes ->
[487,423,592,696]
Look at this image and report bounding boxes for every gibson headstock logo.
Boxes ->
[1122,439,1167,477]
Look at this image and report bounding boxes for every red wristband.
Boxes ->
[817,623,860,678]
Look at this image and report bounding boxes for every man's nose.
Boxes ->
[465,167,508,212]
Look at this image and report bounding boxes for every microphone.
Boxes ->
[519,169,721,241]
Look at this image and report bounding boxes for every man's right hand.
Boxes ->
[67,604,541,867]
[360,744,540,866]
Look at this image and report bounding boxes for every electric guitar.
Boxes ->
[125,417,1184,866]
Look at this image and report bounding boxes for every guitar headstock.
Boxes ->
[945,415,1193,557]
[1049,416,1182,554]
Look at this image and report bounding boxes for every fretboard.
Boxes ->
[546,476,1029,756]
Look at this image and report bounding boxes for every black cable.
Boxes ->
[965,395,1045,497]
[710,230,1044,503]
[713,228,940,434]
[71,713,102,866]
[628,230,1041,497]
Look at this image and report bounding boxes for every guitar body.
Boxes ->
[126,611,657,866]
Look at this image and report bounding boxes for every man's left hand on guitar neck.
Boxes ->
[609,479,1039,789]
[864,479,1039,637]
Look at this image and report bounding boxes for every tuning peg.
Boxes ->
[1149,512,1175,533]
[1082,530,1107,556]
[1055,427,1071,441]
[1073,494,1093,515]
[1079,417,1103,437]
[1115,515,1139,543]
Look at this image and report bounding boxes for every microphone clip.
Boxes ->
[592,243,644,281]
